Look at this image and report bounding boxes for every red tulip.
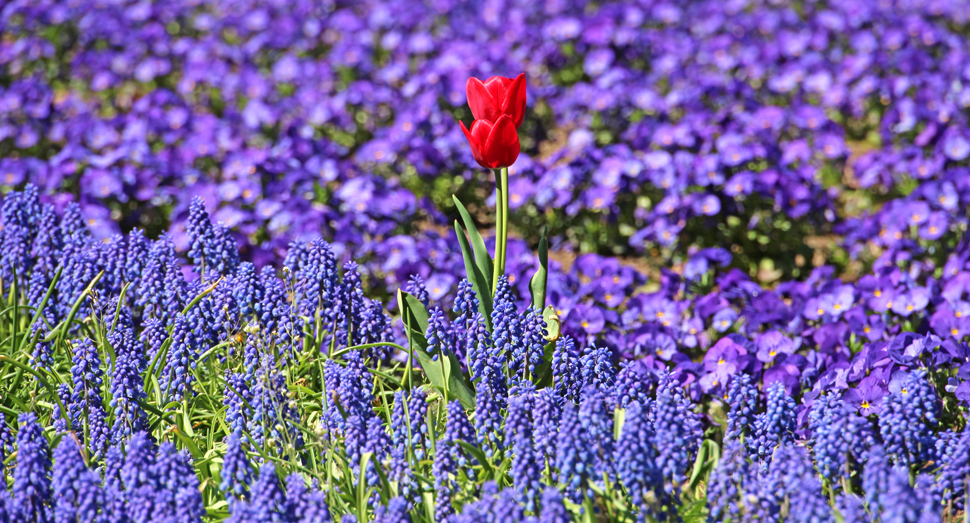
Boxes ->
[466,73,527,129]
[459,114,520,169]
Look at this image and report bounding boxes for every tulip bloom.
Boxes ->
[466,73,527,129]
[459,114,520,169]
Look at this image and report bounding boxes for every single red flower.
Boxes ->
[459,114,520,169]
[466,73,527,129]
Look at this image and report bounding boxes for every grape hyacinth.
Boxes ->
[68,338,109,459]
[13,413,52,523]
[879,371,940,466]
[505,391,540,511]
[653,373,702,492]
[752,382,796,469]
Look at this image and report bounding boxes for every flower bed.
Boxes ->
[2,0,970,522]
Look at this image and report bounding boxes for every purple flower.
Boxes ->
[700,337,744,393]
[843,376,886,416]
[565,304,605,335]
[712,308,737,332]
[891,288,930,317]
[755,330,795,363]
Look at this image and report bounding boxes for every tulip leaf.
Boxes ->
[397,290,477,409]
[529,226,549,311]
[454,220,493,331]
[542,305,561,342]
[688,439,721,492]
[453,196,494,284]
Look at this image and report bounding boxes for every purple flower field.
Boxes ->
[2,0,970,521]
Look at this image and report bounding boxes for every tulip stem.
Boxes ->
[492,167,510,294]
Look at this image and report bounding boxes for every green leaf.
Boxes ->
[397,290,476,409]
[529,226,548,311]
[688,439,720,492]
[542,305,561,342]
[453,196,493,285]
[454,220,493,331]
[456,440,491,474]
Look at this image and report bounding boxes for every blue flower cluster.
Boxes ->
[1,176,970,520]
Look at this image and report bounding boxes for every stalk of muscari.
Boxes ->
[121,432,157,522]
[52,437,87,523]
[0,415,10,467]
[51,384,70,433]
[552,335,581,404]
[187,196,216,278]
[512,307,546,385]
[445,400,475,469]
[107,304,148,445]
[835,494,867,523]
[770,444,834,523]
[102,446,126,523]
[578,385,615,483]
[579,343,615,394]
[150,442,206,522]
[653,372,702,493]
[505,391,540,512]
[362,416,390,491]
[98,234,127,297]
[224,370,252,435]
[389,391,419,505]
[357,298,393,361]
[68,338,109,460]
[160,313,198,402]
[296,239,339,334]
[472,318,505,453]
[555,402,591,504]
[490,275,520,380]
[879,370,940,466]
[752,381,796,470]
[73,470,106,523]
[228,463,288,522]
[616,400,666,517]
[432,426,457,522]
[337,261,366,348]
[124,227,148,293]
[221,430,254,504]
[531,388,560,470]
[612,360,650,409]
[0,187,39,289]
[13,413,52,523]
[934,427,970,511]
[809,393,850,485]
[863,444,892,516]
[251,354,303,458]
[135,236,179,325]
[706,439,754,522]
[373,497,409,523]
[725,373,757,443]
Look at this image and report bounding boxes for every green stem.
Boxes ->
[499,166,510,279]
[438,348,450,404]
[492,168,504,294]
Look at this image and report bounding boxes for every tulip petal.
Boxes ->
[484,75,513,104]
[501,73,527,129]
[460,119,489,168]
[466,77,499,123]
[482,114,520,169]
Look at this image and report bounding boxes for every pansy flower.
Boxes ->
[890,288,930,317]
[843,376,886,416]
[755,330,795,363]
[711,308,737,333]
